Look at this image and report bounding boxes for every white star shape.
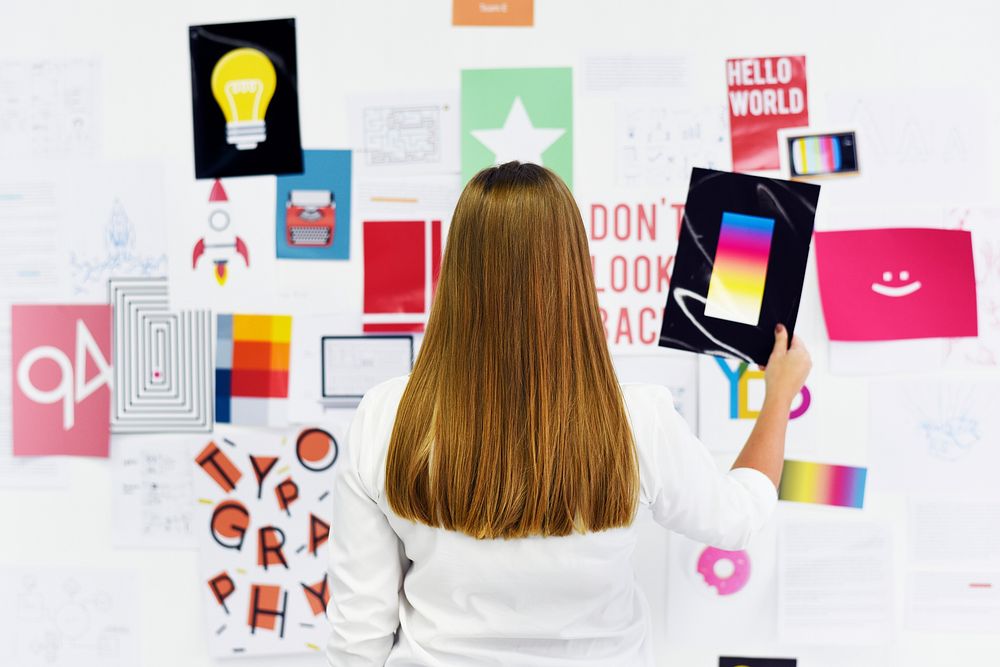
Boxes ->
[470,96,565,166]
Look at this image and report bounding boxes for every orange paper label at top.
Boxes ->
[453,0,534,26]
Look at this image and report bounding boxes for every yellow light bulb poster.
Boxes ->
[189,18,303,179]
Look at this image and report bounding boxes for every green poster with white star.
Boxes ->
[461,67,573,188]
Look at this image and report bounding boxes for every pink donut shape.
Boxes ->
[696,546,751,595]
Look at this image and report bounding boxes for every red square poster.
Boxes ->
[363,219,442,333]
[727,55,808,172]
[11,305,113,457]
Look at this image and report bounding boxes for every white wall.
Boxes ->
[1,1,999,666]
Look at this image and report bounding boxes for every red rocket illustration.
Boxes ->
[192,179,250,286]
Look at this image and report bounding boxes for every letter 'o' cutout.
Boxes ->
[296,428,338,472]
[789,385,812,420]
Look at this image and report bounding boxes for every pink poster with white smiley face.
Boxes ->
[814,228,978,341]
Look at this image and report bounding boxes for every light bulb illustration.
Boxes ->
[210,47,277,150]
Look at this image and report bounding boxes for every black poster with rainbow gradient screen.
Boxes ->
[659,168,819,366]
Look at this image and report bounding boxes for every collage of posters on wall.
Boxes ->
[2,8,998,666]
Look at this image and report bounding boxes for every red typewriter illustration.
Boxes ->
[285,189,335,247]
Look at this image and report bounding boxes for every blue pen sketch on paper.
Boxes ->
[907,383,983,462]
[70,199,167,295]
[919,414,980,461]
[0,568,139,667]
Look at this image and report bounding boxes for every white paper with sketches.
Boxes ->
[821,89,989,206]
[0,567,139,667]
[616,100,729,189]
[0,167,70,487]
[348,91,459,176]
[0,59,101,158]
[869,378,1000,493]
[111,436,196,549]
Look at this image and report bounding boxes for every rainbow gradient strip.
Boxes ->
[792,135,842,175]
[778,460,867,508]
[704,212,775,326]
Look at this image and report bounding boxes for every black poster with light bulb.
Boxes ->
[189,18,303,179]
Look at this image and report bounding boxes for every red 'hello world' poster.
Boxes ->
[726,55,809,172]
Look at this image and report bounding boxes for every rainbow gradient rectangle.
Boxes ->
[704,211,775,326]
[778,460,867,508]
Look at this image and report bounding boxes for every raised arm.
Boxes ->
[731,324,812,486]
[641,325,811,550]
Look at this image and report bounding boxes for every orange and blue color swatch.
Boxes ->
[704,212,775,326]
[216,314,292,425]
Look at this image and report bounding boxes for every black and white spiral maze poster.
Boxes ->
[109,277,213,433]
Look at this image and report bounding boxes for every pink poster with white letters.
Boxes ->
[814,228,978,341]
[11,305,113,457]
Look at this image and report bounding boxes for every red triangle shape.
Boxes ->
[209,179,228,202]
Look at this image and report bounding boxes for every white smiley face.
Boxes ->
[871,269,922,297]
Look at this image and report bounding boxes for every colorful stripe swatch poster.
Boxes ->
[778,460,867,509]
[785,131,859,179]
[461,67,573,187]
[216,314,292,426]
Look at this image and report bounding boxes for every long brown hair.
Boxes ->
[385,162,638,539]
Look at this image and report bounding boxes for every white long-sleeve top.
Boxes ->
[326,376,777,667]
